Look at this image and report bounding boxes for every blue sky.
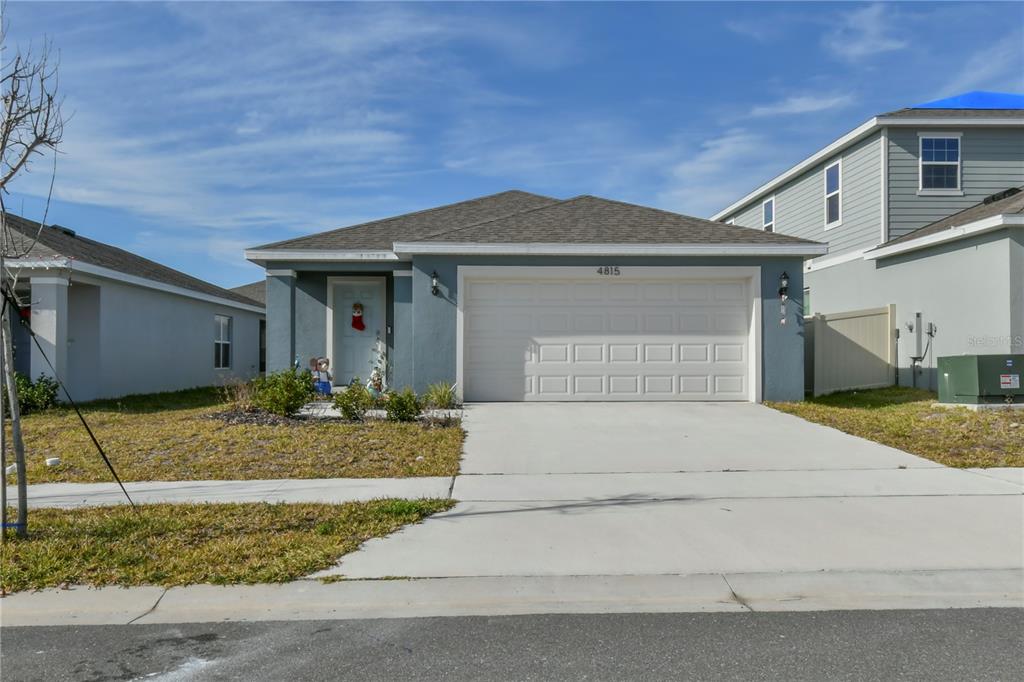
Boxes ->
[5,1,1023,288]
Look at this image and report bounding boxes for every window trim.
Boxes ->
[824,158,842,230]
[762,196,775,233]
[214,314,232,370]
[918,132,963,195]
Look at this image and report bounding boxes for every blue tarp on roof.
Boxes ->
[914,91,1024,109]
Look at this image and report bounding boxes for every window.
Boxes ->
[920,135,961,191]
[803,288,811,315]
[214,315,232,369]
[762,197,775,232]
[824,160,841,228]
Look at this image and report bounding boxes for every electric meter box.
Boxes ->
[938,355,1024,405]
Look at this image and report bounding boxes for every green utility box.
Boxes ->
[938,355,1024,405]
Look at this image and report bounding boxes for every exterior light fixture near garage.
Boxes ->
[779,271,790,325]
[431,271,440,296]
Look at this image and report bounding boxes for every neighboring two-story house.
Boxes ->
[712,91,1024,388]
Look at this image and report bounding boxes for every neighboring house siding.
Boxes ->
[96,279,262,400]
[724,133,883,257]
[805,229,1014,388]
[888,127,1024,239]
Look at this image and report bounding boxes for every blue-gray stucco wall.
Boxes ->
[266,257,806,401]
[411,256,806,401]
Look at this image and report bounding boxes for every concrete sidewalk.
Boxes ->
[4,568,1020,626]
[5,476,454,508]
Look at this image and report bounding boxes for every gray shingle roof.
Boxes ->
[408,195,821,246]
[878,108,1024,119]
[230,280,266,306]
[3,213,264,308]
[252,190,558,251]
[877,187,1024,248]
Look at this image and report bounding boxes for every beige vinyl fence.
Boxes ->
[805,305,896,396]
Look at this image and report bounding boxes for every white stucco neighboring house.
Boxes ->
[2,213,265,402]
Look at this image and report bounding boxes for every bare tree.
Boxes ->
[0,3,65,540]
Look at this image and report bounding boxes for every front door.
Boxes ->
[330,279,386,386]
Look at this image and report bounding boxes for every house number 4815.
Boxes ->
[596,266,621,276]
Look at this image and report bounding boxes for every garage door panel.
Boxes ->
[463,277,751,402]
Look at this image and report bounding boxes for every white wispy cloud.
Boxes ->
[748,93,854,117]
[822,3,908,62]
[941,30,1024,95]
[658,129,792,218]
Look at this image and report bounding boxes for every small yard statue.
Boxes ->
[313,357,333,396]
[351,302,366,331]
[366,334,387,396]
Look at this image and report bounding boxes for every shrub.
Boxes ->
[384,387,422,422]
[334,379,374,421]
[221,378,257,411]
[423,381,459,410]
[7,373,60,415]
[249,368,315,416]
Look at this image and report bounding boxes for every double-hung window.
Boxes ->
[762,197,775,232]
[919,134,961,192]
[824,160,841,228]
[214,315,232,369]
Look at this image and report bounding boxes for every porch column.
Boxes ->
[29,276,69,383]
[391,270,414,389]
[266,269,296,372]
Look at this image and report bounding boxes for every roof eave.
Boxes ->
[245,249,406,265]
[865,214,1024,260]
[392,242,828,258]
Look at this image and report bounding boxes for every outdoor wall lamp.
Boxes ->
[779,271,790,325]
[430,271,440,296]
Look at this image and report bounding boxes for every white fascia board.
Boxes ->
[710,117,879,221]
[6,258,265,314]
[392,241,828,257]
[865,214,1024,260]
[804,248,866,273]
[244,249,403,263]
[877,116,1024,127]
[710,115,1024,222]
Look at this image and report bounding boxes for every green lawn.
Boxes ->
[769,387,1024,468]
[7,387,463,483]
[0,499,453,593]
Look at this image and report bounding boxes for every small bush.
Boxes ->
[423,381,459,410]
[249,368,315,416]
[7,373,60,415]
[334,379,375,422]
[221,378,257,411]
[384,387,422,422]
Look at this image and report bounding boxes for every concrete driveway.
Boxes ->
[328,403,1023,580]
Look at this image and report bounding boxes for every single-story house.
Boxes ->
[3,213,265,402]
[246,191,826,402]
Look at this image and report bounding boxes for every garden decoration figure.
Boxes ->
[367,334,387,396]
[313,357,332,396]
[351,302,366,331]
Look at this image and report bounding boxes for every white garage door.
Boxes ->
[461,272,755,402]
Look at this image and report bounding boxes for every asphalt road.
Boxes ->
[2,609,1022,681]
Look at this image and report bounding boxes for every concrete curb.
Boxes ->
[4,477,454,509]
[3,568,1020,626]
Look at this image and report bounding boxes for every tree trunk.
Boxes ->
[1,304,28,538]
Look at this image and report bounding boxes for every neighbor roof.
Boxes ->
[251,190,558,252]
[404,195,819,246]
[4,213,264,308]
[878,187,1024,248]
[911,91,1024,109]
[230,280,266,306]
